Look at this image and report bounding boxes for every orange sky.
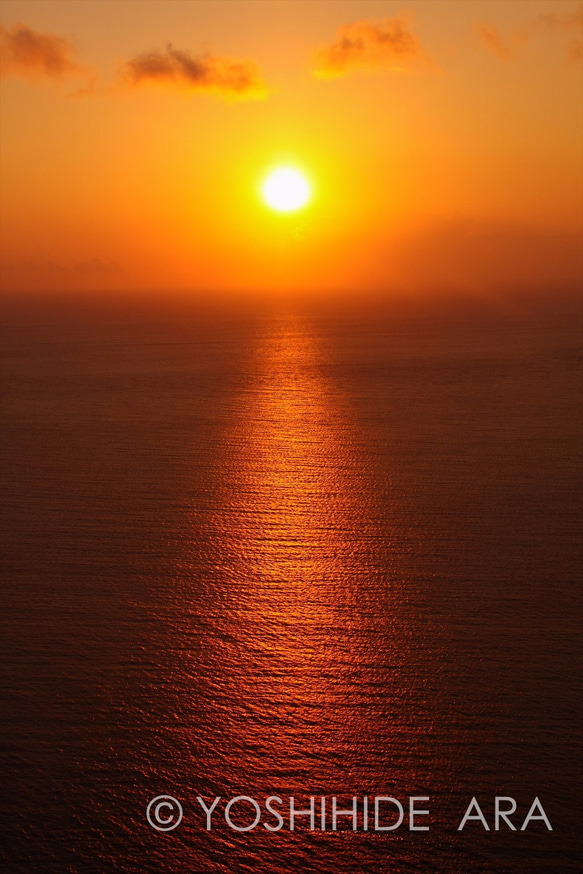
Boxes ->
[0,0,582,295]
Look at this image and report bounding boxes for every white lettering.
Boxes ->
[495,796,517,830]
[224,796,261,832]
[264,796,284,832]
[375,797,404,831]
[458,797,490,831]
[409,796,430,831]
[196,796,221,831]
[521,797,552,831]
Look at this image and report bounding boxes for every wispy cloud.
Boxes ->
[73,258,123,276]
[119,43,268,99]
[313,17,430,78]
[0,257,124,290]
[0,22,85,80]
[479,4,583,63]
[478,24,521,61]
[2,257,123,276]
[536,6,583,30]
[537,4,583,61]
[567,37,583,60]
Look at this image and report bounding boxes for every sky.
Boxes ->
[0,0,582,295]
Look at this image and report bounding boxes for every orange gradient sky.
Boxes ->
[0,0,582,295]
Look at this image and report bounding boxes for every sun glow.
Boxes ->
[261,167,312,213]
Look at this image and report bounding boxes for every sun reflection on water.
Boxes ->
[193,312,411,797]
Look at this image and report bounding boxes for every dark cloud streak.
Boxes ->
[120,43,268,99]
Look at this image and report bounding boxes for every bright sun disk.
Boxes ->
[261,167,311,213]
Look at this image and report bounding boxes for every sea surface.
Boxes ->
[1,292,581,873]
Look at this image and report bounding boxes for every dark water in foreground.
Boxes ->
[1,293,581,873]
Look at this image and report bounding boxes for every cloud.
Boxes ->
[313,17,429,78]
[479,5,583,63]
[7,258,63,274]
[537,4,583,61]
[67,76,99,98]
[0,22,85,81]
[0,26,267,98]
[478,24,518,60]
[119,43,268,99]
[73,258,123,276]
[1,257,123,278]
[384,217,583,295]
[567,37,583,60]
[536,6,583,30]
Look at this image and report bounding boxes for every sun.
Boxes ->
[261,166,312,213]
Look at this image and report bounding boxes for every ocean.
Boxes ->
[1,292,581,872]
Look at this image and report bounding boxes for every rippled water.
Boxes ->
[1,294,581,872]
